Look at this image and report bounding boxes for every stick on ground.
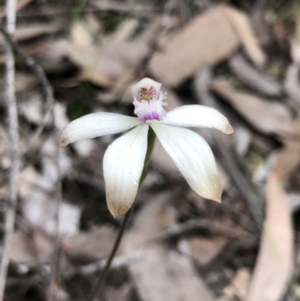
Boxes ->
[0,21,61,301]
[0,1,19,300]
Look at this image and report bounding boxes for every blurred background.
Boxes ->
[1,0,300,300]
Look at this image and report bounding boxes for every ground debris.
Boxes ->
[1,0,299,300]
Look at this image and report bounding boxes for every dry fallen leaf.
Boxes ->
[19,93,44,124]
[290,20,300,63]
[71,21,94,47]
[0,20,65,45]
[15,72,38,93]
[283,21,300,107]
[61,19,149,87]
[149,6,239,87]
[284,63,300,108]
[178,236,228,265]
[247,174,293,301]
[223,6,266,67]
[9,228,53,266]
[272,114,300,181]
[123,192,214,301]
[0,127,10,170]
[62,226,117,262]
[218,268,251,301]
[212,80,293,135]
[149,5,265,86]
[19,140,77,237]
[229,54,282,97]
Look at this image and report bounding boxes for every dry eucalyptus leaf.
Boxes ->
[0,127,10,169]
[178,236,228,265]
[22,193,81,236]
[19,93,43,124]
[247,174,293,301]
[113,18,139,42]
[284,63,300,108]
[287,193,300,212]
[124,193,214,301]
[272,115,300,180]
[84,12,103,32]
[218,268,251,301]
[269,22,300,110]
[9,232,37,265]
[0,20,65,45]
[19,150,78,237]
[212,80,293,135]
[64,19,149,87]
[149,5,265,86]
[149,6,239,86]
[272,141,300,181]
[229,54,281,97]
[71,21,94,47]
[9,228,53,266]
[15,72,38,93]
[233,125,252,156]
[290,20,300,63]
[131,248,215,301]
[223,6,266,67]
[62,226,117,262]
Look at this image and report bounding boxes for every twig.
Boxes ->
[89,1,160,16]
[63,251,142,280]
[49,168,62,301]
[87,206,134,301]
[194,69,264,230]
[0,27,55,158]
[228,53,283,97]
[0,0,18,300]
[6,251,141,289]
[147,218,252,244]
[0,25,62,301]
[199,235,258,274]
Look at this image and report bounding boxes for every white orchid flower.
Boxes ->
[58,78,234,217]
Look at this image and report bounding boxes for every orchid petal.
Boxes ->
[58,112,140,146]
[131,78,161,99]
[103,124,149,217]
[162,105,234,134]
[151,123,222,202]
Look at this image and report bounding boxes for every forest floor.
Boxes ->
[1,0,300,300]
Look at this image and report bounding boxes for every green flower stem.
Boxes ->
[139,127,156,188]
[87,127,156,301]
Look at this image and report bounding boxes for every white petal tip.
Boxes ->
[225,123,234,134]
[57,128,70,147]
[210,194,222,203]
[194,189,222,203]
[198,178,223,203]
[201,187,222,203]
[108,202,132,218]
